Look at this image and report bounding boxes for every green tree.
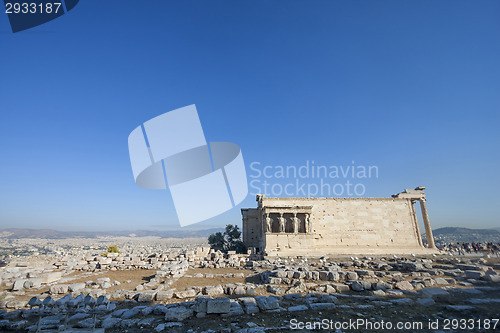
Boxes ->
[208,232,225,251]
[208,224,247,254]
[225,224,241,243]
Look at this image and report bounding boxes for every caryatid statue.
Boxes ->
[305,213,312,233]
[265,214,273,233]
[278,214,286,233]
[292,213,300,233]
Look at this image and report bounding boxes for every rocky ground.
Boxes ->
[1,241,499,332]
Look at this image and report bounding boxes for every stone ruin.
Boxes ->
[1,251,499,332]
[242,187,437,256]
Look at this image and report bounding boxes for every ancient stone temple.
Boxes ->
[241,187,437,256]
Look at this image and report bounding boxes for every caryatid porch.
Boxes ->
[261,206,313,234]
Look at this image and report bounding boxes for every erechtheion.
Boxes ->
[241,187,437,256]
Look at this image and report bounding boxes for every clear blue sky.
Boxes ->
[1,0,499,231]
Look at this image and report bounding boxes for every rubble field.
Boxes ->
[1,239,499,332]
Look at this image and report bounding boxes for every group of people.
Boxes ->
[437,242,500,256]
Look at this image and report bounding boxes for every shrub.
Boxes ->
[107,245,119,253]
[101,245,120,257]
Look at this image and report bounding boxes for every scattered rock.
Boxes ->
[164,306,193,321]
[395,281,414,291]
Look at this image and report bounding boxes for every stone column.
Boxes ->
[410,200,423,247]
[418,199,436,249]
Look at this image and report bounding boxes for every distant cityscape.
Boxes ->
[1,226,499,257]
[422,227,500,244]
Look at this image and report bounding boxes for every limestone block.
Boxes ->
[331,283,350,293]
[193,297,210,313]
[371,290,386,296]
[68,283,86,292]
[222,301,245,317]
[275,270,287,278]
[68,295,84,308]
[386,290,404,296]
[394,281,414,291]
[233,286,246,296]
[372,282,390,291]
[420,287,451,302]
[26,279,42,289]
[422,279,435,287]
[111,309,128,318]
[50,284,69,294]
[120,319,140,328]
[206,297,231,314]
[246,286,257,296]
[402,262,424,271]
[310,303,336,310]
[68,313,89,322]
[121,307,142,319]
[319,271,329,281]
[174,289,197,299]
[444,278,456,285]
[350,281,364,291]
[457,264,480,271]
[204,285,224,297]
[434,278,449,285]
[288,305,308,312]
[267,285,285,295]
[324,285,336,294]
[255,296,279,311]
[11,279,26,291]
[484,275,500,283]
[390,296,413,306]
[155,290,174,301]
[5,299,27,309]
[55,294,72,306]
[268,277,282,284]
[416,298,435,306]
[240,297,260,314]
[355,269,375,277]
[39,272,62,284]
[137,291,157,302]
[465,270,484,279]
[102,317,122,329]
[164,306,193,321]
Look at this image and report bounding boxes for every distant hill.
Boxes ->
[0,228,224,239]
[425,227,500,244]
[0,229,102,239]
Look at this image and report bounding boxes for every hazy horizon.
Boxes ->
[1,224,500,234]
